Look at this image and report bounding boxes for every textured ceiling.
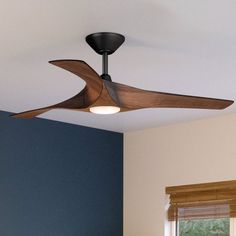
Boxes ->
[1,0,236,132]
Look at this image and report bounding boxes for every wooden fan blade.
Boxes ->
[49,60,103,101]
[11,87,93,118]
[12,60,104,119]
[104,81,234,110]
[11,108,52,118]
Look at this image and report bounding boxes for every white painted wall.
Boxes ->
[124,113,236,236]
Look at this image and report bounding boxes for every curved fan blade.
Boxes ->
[104,81,234,110]
[12,60,104,119]
[12,108,52,118]
[11,87,93,118]
[49,60,103,101]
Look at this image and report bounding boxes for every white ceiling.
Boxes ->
[1,0,236,132]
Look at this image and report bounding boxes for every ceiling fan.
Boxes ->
[12,32,233,118]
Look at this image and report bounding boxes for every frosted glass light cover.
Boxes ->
[90,106,120,115]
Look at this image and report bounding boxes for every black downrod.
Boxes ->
[101,52,111,81]
[102,52,108,74]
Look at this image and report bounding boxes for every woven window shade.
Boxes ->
[166,180,236,221]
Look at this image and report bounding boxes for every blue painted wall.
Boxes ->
[0,111,123,236]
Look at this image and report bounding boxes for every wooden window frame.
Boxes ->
[166,180,236,221]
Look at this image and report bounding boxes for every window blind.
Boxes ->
[166,180,236,221]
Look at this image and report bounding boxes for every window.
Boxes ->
[169,218,235,236]
[166,180,236,236]
[168,218,236,236]
[179,218,230,236]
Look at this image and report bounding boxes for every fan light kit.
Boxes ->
[90,106,120,115]
[12,32,233,119]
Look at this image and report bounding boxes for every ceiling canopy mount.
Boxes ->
[85,32,125,55]
[86,32,125,81]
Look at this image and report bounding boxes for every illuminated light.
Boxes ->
[90,106,120,115]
